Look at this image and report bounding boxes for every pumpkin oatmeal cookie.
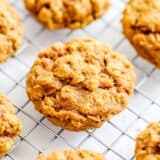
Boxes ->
[0,0,23,63]
[36,149,106,160]
[135,122,160,160]
[24,0,110,30]
[26,38,136,131]
[0,92,22,158]
[122,0,160,68]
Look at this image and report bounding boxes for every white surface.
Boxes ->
[1,0,160,160]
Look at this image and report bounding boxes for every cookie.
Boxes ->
[26,38,136,131]
[36,149,106,160]
[24,0,110,30]
[135,122,160,160]
[0,92,22,158]
[122,0,160,68]
[0,0,23,63]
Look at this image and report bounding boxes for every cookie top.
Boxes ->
[122,0,160,35]
[121,0,160,67]
[36,149,106,160]
[26,38,136,131]
[135,122,160,160]
[0,92,22,158]
[24,0,110,30]
[0,0,23,63]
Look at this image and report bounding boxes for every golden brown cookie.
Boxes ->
[0,0,23,63]
[24,0,110,30]
[122,0,160,68]
[36,149,106,160]
[135,122,160,160]
[0,92,22,158]
[26,38,136,131]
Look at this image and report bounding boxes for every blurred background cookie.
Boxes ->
[0,92,22,158]
[36,149,106,160]
[24,0,110,30]
[122,0,160,68]
[0,0,23,63]
[135,122,160,160]
[26,38,136,131]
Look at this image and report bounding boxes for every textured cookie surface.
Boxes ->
[135,122,160,160]
[0,93,22,158]
[36,149,106,160]
[24,0,110,30]
[26,38,136,131]
[122,0,160,68]
[0,0,23,63]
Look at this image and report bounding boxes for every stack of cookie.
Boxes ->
[0,0,160,159]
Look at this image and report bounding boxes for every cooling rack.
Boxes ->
[1,0,160,159]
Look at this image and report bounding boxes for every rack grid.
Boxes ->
[1,0,160,160]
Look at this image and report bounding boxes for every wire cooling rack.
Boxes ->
[1,0,160,159]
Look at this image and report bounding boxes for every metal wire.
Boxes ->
[1,0,160,159]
